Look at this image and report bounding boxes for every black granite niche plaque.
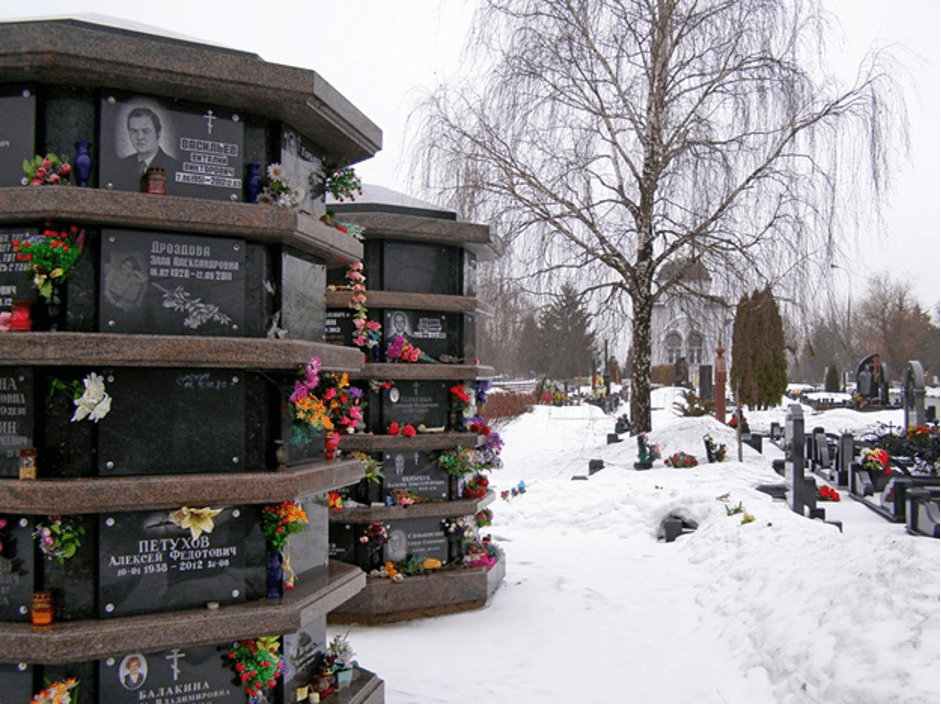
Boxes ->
[0,89,36,189]
[383,450,448,501]
[282,493,328,585]
[280,124,323,214]
[99,92,244,201]
[98,507,249,618]
[382,241,458,295]
[281,249,326,342]
[0,228,39,312]
[98,368,246,475]
[324,307,355,347]
[0,662,32,704]
[328,523,356,564]
[384,517,448,563]
[0,367,32,477]
[384,309,452,361]
[464,250,477,297]
[99,644,240,703]
[282,614,327,698]
[0,515,33,622]
[382,379,449,429]
[99,229,245,336]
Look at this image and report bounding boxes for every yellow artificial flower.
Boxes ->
[170,506,223,539]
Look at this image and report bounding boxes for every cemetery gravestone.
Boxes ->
[98,368,247,475]
[98,508,254,617]
[0,228,38,312]
[902,360,926,428]
[0,90,36,188]
[384,518,448,564]
[383,450,449,501]
[0,368,32,477]
[382,380,449,430]
[98,645,240,703]
[99,230,245,336]
[0,516,33,622]
[784,404,806,515]
[99,93,243,201]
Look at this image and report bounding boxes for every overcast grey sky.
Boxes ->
[2,0,937,308]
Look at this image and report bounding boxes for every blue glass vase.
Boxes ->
[247,162,263,203]
[73,141,92,187]
[266,550,282,599]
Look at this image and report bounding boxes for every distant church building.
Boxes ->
[650,259,729,392]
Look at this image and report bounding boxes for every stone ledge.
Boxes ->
[328,210,504,261]
[0,560,365,664]
[0,187,363,267]
[0,18,381,164]
[338,433,482,453]
[0,458,365,514]
[0,332,364,371]
[329,551,505,626]
[326,290,493,317]
[352,363,495,381]
[328,490,495,523]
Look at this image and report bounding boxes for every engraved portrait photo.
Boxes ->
[118,653,148,691]
[101,96,181,193]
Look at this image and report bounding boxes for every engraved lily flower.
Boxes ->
[169,506,223,540]
[71,372,112,423]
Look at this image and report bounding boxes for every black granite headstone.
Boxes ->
[98,507,249,617]
[383,450,448,501]
[99,229,245,336]
[382,242,455,295]
[0,228,39,312]
[281,249,325,342]
[0,368,32,477]
[324,308,355,347]
[0,515,33,622]
[99,644,241,703]
[463,313,476,362]
[282,494,328,585]
[0,89,36,188]
[328,523,356,564]
[463,250,477,297]
[279,124,323,213]
[0,662,32,704]
[384,517,448,564]
[384,309,451,360]
[98,368,246,475]
[282,614,327,700]
[99,92,243,201]
[382,380,449,429]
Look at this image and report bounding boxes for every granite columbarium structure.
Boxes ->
[0,17,385,703]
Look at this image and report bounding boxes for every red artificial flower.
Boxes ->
[387,422,400,435]
[402,424,416,437]
[59,163,71,176]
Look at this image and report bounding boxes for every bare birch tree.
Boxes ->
[412,0,904,433]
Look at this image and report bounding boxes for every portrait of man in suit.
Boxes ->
[110,106,179,191]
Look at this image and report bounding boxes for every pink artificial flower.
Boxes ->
[288,380,309,404]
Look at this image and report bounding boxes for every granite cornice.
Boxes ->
[0,333,365,371]
[338,432,483,453]
[0,187,363,267]
[327,490,495,523]
[0,561,364,664]
[325,290,494,317]
[0,458,365,514]
[0,19,381,163]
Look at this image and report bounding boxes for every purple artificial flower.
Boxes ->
[288,380,309,404]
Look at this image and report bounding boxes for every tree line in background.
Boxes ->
[789,273,939,388]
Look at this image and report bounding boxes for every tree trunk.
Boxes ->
[630,301,654,435]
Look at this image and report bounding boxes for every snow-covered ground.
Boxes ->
[335,388,939,703]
